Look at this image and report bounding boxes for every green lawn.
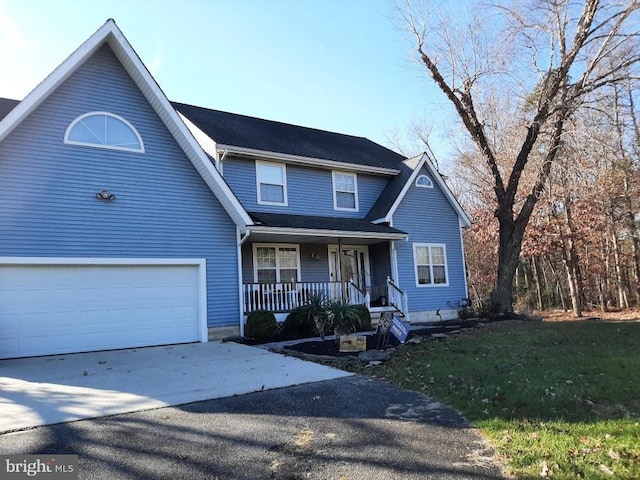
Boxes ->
[367,320,640,479]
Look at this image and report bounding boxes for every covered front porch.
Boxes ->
[239,212,408,322]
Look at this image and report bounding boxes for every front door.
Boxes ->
[328,245,371,290]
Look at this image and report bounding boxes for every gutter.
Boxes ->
[237,227,251,337]
[248,226,407,241]
[217,144,401,176]
[218,147,228,173]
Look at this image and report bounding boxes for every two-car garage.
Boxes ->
[0,258,207,359]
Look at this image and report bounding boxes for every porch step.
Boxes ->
[370,307,404,327]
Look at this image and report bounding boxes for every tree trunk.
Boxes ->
[532,257,544,310]
[604,237,612,308]
[610,223,627,309]
[624,179,640,306]
[490,215,527,313]
[597,275,607,312]
[563,196,584,317]
[546,256,567,311]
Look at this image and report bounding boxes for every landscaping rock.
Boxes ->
[431,333,448,339]
[359,350,392,362]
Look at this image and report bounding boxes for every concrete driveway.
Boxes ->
[0,342,352,433]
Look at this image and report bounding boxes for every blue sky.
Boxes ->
[0,0,455,158]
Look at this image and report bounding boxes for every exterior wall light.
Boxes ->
[96,190,116,201]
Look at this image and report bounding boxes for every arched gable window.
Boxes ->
[64,112,144,153]
[415,174,433,188]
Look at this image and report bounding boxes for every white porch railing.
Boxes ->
[386,276,408,316]
[243,281,352,313]
[242,278,407,316]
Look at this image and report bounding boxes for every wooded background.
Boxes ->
[395,0,640,316]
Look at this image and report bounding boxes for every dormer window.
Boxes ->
[332,171,358,211]
[415,175,433,188]
[256,161,287,206]
[64,112,144,153]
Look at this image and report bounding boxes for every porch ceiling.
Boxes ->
[247,212,407,244]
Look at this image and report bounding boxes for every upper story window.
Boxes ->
[332,171,358,211]
[256,161,287,206]
[64,112,144,153]
[413,243,449,287]
[415,175,433,188]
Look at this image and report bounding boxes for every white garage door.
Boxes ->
[0,260,205,359]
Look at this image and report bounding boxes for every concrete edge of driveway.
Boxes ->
[0,341,353,433]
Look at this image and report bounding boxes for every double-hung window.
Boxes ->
[413,243,448,286]
[332,171,358,211]
[256,161,287,205]
[254,245,300,283]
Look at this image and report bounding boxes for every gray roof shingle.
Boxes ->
[249,212,406,236]
[173,102,406,170]
[0,98,19,121]
[365,156,425,221]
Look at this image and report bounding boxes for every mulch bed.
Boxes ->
[283,333,400,356]
[282,319,483,357]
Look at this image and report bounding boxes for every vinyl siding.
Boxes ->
[224,156,388,217]
[392,166,467,312]
[0,45,239,328]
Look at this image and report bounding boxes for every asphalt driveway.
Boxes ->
[0,376,503,479]
[0,341,351,432]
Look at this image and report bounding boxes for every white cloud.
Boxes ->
[0,1,37,98]
[0,1,30,50]
[147,47,163,77]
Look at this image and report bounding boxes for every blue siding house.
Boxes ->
[0,20,470,358]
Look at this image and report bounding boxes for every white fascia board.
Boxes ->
[384,153,472,228]
[0,19,252,232]
[178,112,219,161]
[104,23,253,231]
[383,153,428,223]
[0,22,114,144]
[428,157,472,228]
[249,226,407,241]
[217,144,401,176]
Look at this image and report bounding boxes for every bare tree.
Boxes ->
[399,0,640,312]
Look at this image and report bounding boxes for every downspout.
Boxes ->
[237,227,251,337]
[218,148,228,174]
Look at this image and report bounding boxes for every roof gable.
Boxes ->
[367,153,471,227]
[0,20,252,232]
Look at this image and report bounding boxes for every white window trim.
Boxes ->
[252,243,301,283]
[332,171,359,212]
[64,111,145,153]
[256,161,288,206]
[413,243,449,287]
[415,174,433,188]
